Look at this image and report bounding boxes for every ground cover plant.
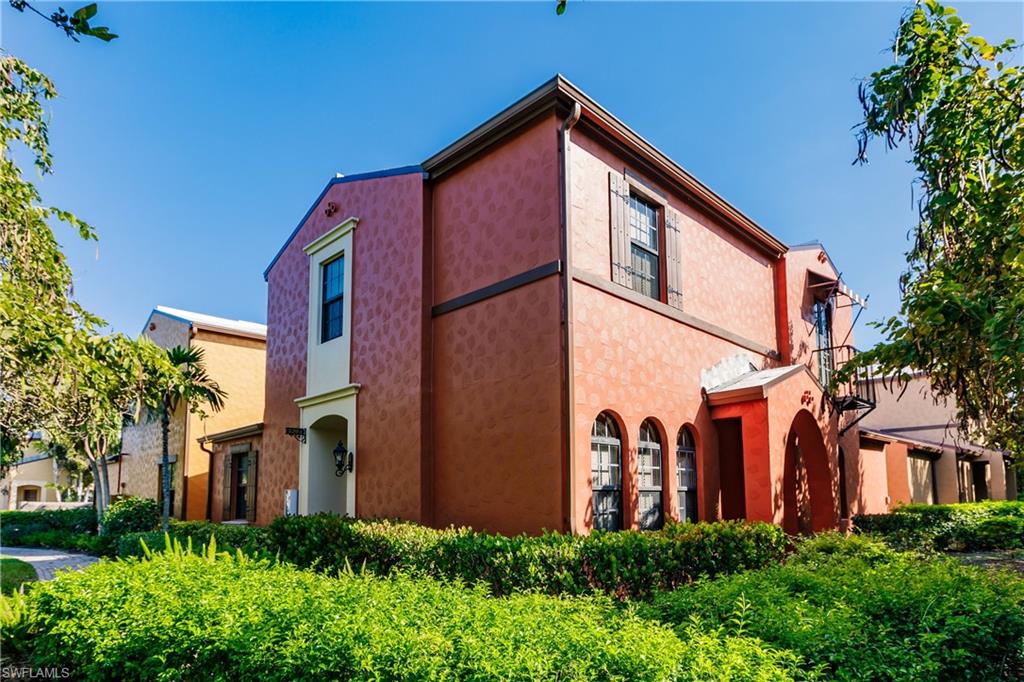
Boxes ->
[648,533,1024,681]
[2,539,781,682]
[0,557,37,595]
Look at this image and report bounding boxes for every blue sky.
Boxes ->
[3,1,1022,345]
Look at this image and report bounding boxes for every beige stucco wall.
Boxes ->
[2,452,70,510]
[118,311,266,521]
[184,329,266,520]
[119,313,190,516]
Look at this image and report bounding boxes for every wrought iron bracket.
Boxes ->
[285,427,306,444]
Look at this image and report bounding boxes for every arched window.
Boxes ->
[676,427,698,523]
[637,419,664,530]
[591,413,623,531]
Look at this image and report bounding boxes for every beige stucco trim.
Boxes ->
[304,217,357,399]
[295,383,361,408]
[303,217,358,255]
[297,389,357,518]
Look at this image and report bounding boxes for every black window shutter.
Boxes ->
[246,452,258,524]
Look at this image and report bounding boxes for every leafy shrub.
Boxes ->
[265,514,786,598]
[101,497,159,536]
[675,624,817,681]
[0,507,96,545]
[787,532,897,567]
[649,537,1024,680]
[116,521,271,559]
[854,500,1024,551]
[965,516,1024,550]
[8,541,689,681]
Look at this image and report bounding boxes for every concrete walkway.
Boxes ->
[1,546,99,581]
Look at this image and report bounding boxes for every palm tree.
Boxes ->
[158,346,227,532]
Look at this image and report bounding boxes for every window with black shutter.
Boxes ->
[609,172,684,309]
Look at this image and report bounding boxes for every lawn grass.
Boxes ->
[1,556,38,594]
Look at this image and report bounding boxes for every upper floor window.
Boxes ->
[321,256,344,343]
[637,419,664,530]
[609,172,683,310]
[628,193,660,300]
[812,299,833,386]
[676,426,698,523]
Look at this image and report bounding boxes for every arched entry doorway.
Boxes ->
[301,414,353,516]
[783,410,836,534]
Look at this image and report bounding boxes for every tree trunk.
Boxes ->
[98,452,111,518]
[52,458,63,502]
[88,457,103,531]
[161,401,171,533]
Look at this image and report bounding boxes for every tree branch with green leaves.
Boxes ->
[849,0,1023,456]
[7,1,117,42]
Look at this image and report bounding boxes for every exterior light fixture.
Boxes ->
[333,441,353,477]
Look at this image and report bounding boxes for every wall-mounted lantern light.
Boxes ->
[333,441,354,477]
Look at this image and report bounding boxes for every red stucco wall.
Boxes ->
[430,116,565,535]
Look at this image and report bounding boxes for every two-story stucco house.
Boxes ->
[255,76,880,535]
[119,306,266,521]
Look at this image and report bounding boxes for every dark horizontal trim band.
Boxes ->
[572,268,779,359]
[432,260,562,317]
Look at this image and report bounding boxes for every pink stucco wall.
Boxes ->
[262,171,425,525]
[569,127,779,351]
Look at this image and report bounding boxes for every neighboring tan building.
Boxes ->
[859,372,1017,508]
[0,433,78,510]
[198,423,263,524]
[254,75,881,535]
[119,306,266,521]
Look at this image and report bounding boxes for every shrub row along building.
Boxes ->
[113,76,1017,531]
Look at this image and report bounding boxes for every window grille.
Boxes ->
[591,413,622,531]
[676,427,698,522]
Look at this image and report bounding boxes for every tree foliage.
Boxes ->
[0,55,99,470]
[7,1,118,42]
[155,345,226,531]
[852,0,1023,455]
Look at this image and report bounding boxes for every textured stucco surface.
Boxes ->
[263,172,425,525]
[432,276,563,535]
[570,128,778,351]
[433,114,562,304]
[119,313,266,521]
[119,313,190,516]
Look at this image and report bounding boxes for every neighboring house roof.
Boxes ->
[148,305,267,339]
[861,426,1002,458]
[264,74,790,281]
[198,422,264,444]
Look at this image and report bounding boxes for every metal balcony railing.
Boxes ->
[811,345,877,433]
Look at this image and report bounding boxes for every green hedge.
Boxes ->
[854,500,1024,551]
[115,515,785,599]
[2,543,700,681]
[648,534,1024,680]
[266,515,787,598]
[0,507,96,546]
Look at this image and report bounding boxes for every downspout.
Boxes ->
[559,101,582,533]
[198,438,215,521]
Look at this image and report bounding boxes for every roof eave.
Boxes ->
[423,74,787,257]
